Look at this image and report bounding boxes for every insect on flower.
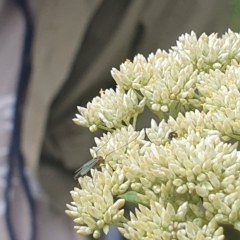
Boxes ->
[74,156,105,180]
[74,133,140,180]
[168,131,178,140]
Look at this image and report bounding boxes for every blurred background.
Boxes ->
[0,0,240,239]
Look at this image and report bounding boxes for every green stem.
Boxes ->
[132,114,138,130]
[98,125,114,132]
[134,90,144,101]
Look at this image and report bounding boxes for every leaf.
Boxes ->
[118,191,149,207]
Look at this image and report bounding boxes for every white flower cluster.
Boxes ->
[67,30,240,239]
[120,203,224,240]
[66,126,144,237]
[197,65,240,140]
[73,87,145,132]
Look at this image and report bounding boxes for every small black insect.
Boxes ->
[168,131,178,140]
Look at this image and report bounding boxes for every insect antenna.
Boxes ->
[93,134,112,157]
[103,132,140,164]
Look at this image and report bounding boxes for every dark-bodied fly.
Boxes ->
[168,131,178,140]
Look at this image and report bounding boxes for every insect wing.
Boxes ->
[74,158,98,179]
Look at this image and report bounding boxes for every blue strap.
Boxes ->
[4,0,36,240]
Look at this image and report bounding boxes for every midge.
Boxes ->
[74,156,104,180]
[74,133,140,180]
